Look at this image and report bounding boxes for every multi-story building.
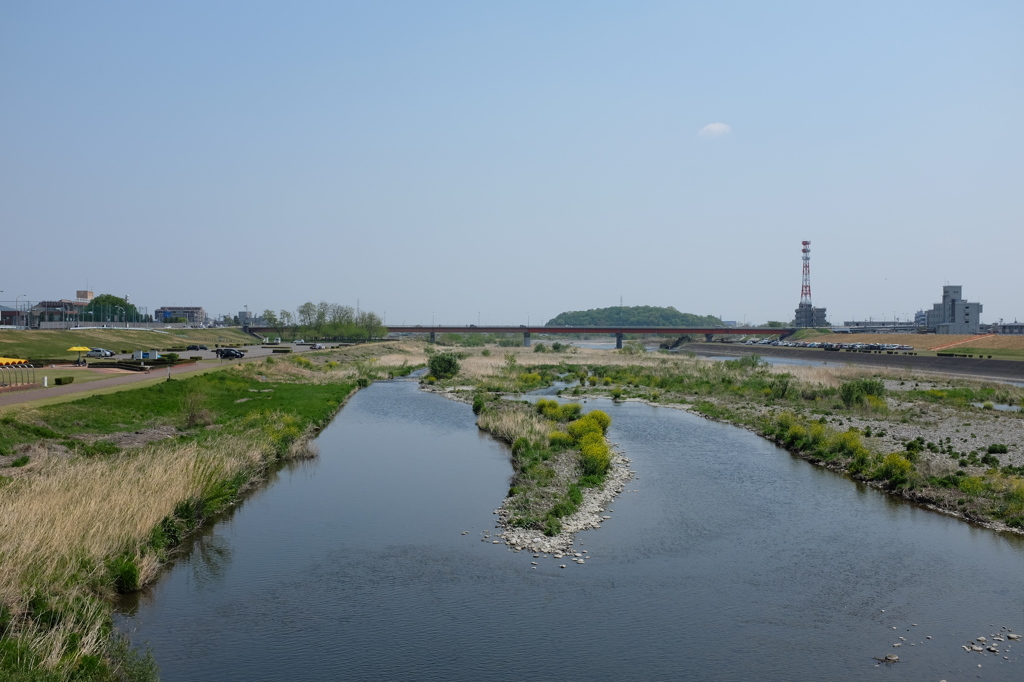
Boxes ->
[924,286,982,335]
[155,306,207,325]
[794,303,828,328]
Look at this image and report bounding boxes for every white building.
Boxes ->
[924,286,982,335]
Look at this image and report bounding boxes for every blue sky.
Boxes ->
[2,1,1021,325]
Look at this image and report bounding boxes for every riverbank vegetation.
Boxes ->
[0,342,423,681]
[475,397,611,537]
[422,345,1024,532]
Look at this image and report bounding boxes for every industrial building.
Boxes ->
[990,321,1024,335]
[155,306,207,325]
[924,285,982,335]
[794,241,827,327]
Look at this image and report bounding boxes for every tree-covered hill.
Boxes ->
[546,306,722,327]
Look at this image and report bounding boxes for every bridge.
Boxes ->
[384,325,795,348]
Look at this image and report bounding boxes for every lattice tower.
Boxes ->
[800,241,812,305]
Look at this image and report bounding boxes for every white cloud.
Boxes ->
[698,122,732,137]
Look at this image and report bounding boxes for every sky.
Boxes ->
[2,1,1021,326]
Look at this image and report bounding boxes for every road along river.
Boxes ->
[117,376,1023,681]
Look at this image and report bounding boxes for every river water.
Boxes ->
[117,378,1023,681]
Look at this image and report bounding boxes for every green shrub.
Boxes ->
[584,410,611,433]
[567,416,603,442]
[839,378,886,407]
[511,437,530,457]
[580,442,611,476]
[107,554,141,593]
[428,353,461,379]
[980,453,1000,467]
[54,376,74,386]
[958,476,986,496]
[874,453,914,487]
[472,394,487,415]
[769,375,791,399]
[533,343,548,353]
[535,399,583,422]
[481,348,491,356]
[848,450,873,475]
[12,455,29,467]
[548,430,574,449]
[558,403,582,421]
[864,394,889,413]
[517,372,542,387]
[988,444,1009,454]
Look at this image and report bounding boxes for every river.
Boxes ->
[117,377,1023,681]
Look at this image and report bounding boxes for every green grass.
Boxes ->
[0,370,354,456]
[0,328,255,361]
[0,361,247,415]
[0,362,359,680]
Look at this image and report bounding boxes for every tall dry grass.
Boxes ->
[770,362,908,388]
[0,433,272,670]
[476,406,550,446]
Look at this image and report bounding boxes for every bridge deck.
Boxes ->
[384,326,792,335]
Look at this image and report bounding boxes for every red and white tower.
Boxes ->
[800,241,812,305]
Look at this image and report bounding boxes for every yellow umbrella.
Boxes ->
[68,346,92,363]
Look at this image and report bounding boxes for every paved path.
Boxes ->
[0,349,281,409]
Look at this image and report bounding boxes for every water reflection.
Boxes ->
[118,379,1024,682]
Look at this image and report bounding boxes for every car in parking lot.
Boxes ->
[85,348,114,358]
[186,344,209,351]
[213,348,245,359]
[309,343,325,350]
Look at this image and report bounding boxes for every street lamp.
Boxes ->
[15,295,26,329]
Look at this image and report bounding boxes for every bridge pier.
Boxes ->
[523,332,531,347]
[705,333,714,342]
[429,331,435,343]
[615,333,623,349]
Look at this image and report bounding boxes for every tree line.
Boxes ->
[259,302,386,341]
[546,305,723,327]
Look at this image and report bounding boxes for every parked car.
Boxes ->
[309,343,325,350]
[186,344,209,351]
[85,348,114,358]
[214,348,245,359]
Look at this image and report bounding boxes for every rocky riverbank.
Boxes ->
[497,446,633,555]
[423,383,634,555]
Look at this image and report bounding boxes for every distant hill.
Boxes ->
[546,306,722,327]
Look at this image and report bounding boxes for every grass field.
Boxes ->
[0,327,255,360]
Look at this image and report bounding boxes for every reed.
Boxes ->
[0,432,279,675]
